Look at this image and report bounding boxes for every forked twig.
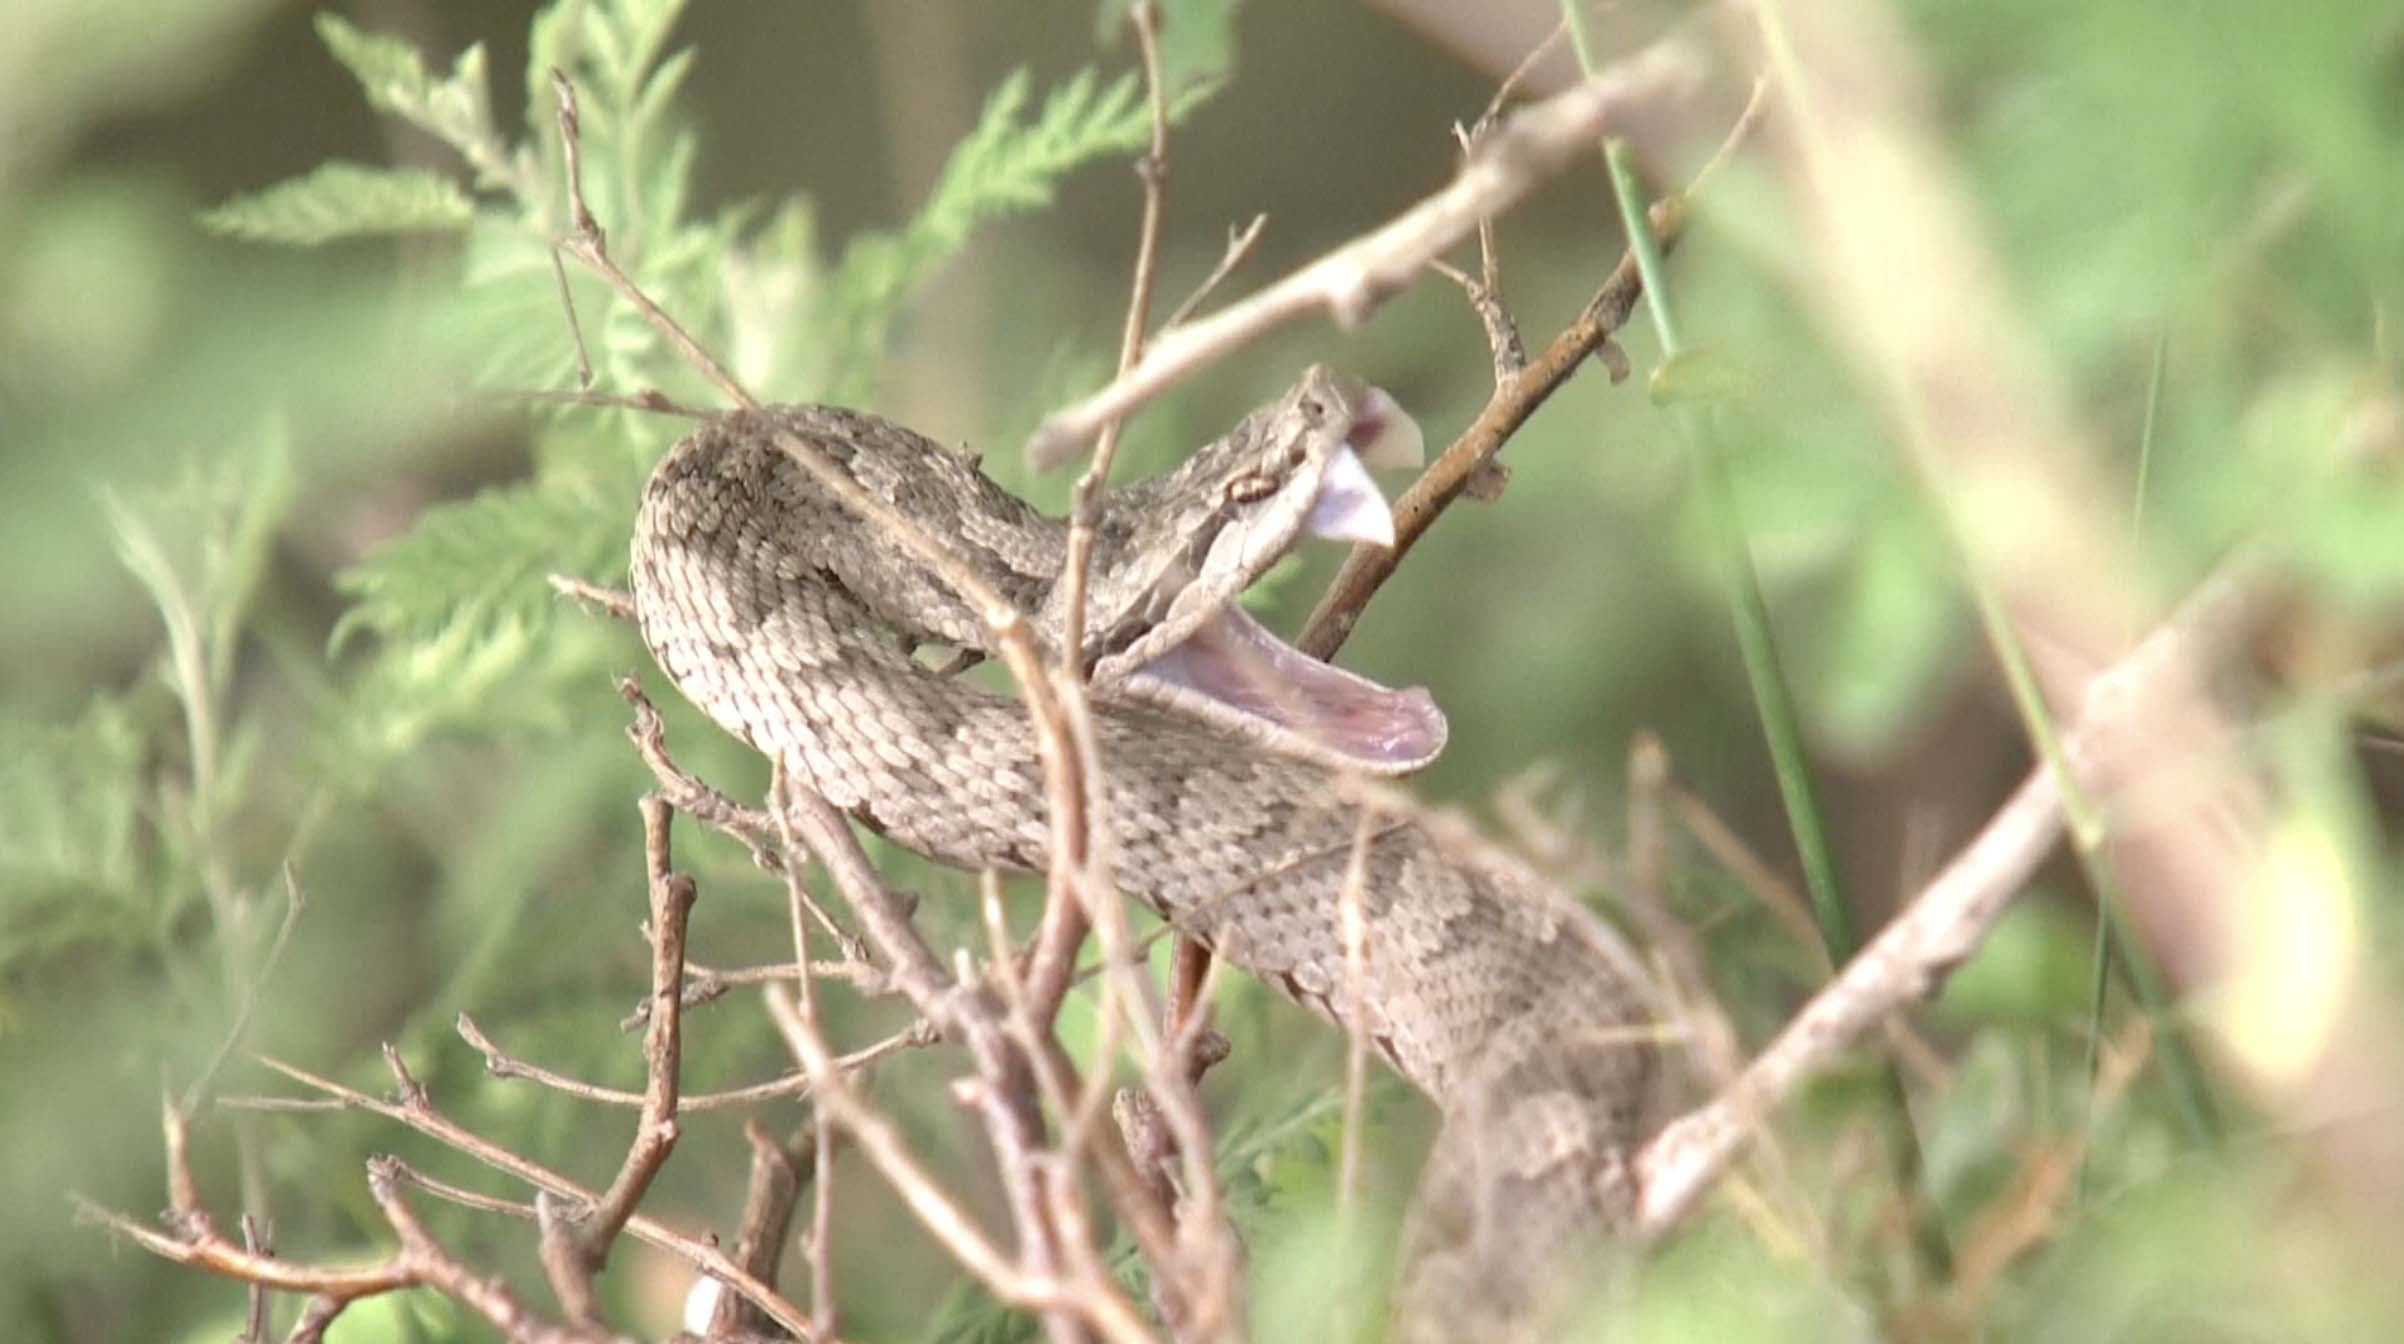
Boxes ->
[245,1049,815,1336]
[556,795,693,1277]
[1158,213,1269,332]
[1297,79,1769,660]
[1025,21,1713,465]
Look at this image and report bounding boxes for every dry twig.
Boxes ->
[1298,78,1767,659]
[1025,22,1713,465]
[1636,566,2268,1230]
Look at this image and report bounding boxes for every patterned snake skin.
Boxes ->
[628,367,1658,1335]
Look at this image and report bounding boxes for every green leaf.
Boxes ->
[0,695,149,971]
[326,599,628,774]
[333,463,633,653]
[199,162,475,246]
[813,66,1158,403]
[1933,899,2094,1028]
[323,442,646,769]
[318,14,523,199]
[1801,515,1966,755]
[583,0,691,108]
[1095,0,1246,96]
[314,11,435,114]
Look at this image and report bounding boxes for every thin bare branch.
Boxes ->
[534,1193,602,1330]
[73,1197,411,1299]
[1298,77,1768,660]
[546,244,593,388]
[549,69,750,409]
[160,1086,205,1233]
[461,1011,922,1109]
[1294,197,1671,659]
[771,779,1193,1339]
[365,1158,608,1344]
[238,1215,273,1344]
[767,765,843,1342]
[1032,0,1180,1092]
[547,574,637,621]
[762,983,1146,1336]
[1636,563,2268,1230]
[706,1121,817,1339]
[508,385,712,417]
[566,794,693,1266]
[184,863,308,1115]
[1159,213,1269,332]
[242,1053,815,1337]
[625,955,887,1029]
[1025,23,1713,465]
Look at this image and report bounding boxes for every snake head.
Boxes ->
[1072,365,1448,774]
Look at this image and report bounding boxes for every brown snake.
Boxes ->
[629,366,1659,1334]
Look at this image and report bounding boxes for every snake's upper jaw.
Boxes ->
[1299,385,1420,549]
[1306,444,1397,548]
[1348,384,1425,470]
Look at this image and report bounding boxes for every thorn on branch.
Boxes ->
[380,1044,430,1110]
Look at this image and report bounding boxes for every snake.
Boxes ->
[628,365,1659,1335]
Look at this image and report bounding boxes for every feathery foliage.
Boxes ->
[812,67,1158,403]
[200,0,1210,766]
[195,162,476,245]
[0,697,147,970]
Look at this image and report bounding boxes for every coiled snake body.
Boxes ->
[630,367,1657,1333]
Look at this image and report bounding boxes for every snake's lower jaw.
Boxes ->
[1125,604,1449,773]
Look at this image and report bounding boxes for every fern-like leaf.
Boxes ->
[276,8,1199,774]
[0,697,149,970]
[332,461,635,653]
[812,67,1157,403]
[322,449,647,768]
[316,14,528,201]
[199,162,476,245]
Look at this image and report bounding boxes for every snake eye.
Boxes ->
[1299,396,1327,423]
[1222,471,1277,505]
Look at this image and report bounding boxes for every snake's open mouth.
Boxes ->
[1126,390,1447,774]
[1133,605,1447,771]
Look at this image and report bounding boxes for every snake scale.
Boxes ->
[629,366,1658,1335]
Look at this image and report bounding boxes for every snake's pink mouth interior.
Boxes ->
[1134,607,1446,770]
[1129,410,1445,772]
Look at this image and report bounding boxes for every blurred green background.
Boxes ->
[5,0,2403,1340]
